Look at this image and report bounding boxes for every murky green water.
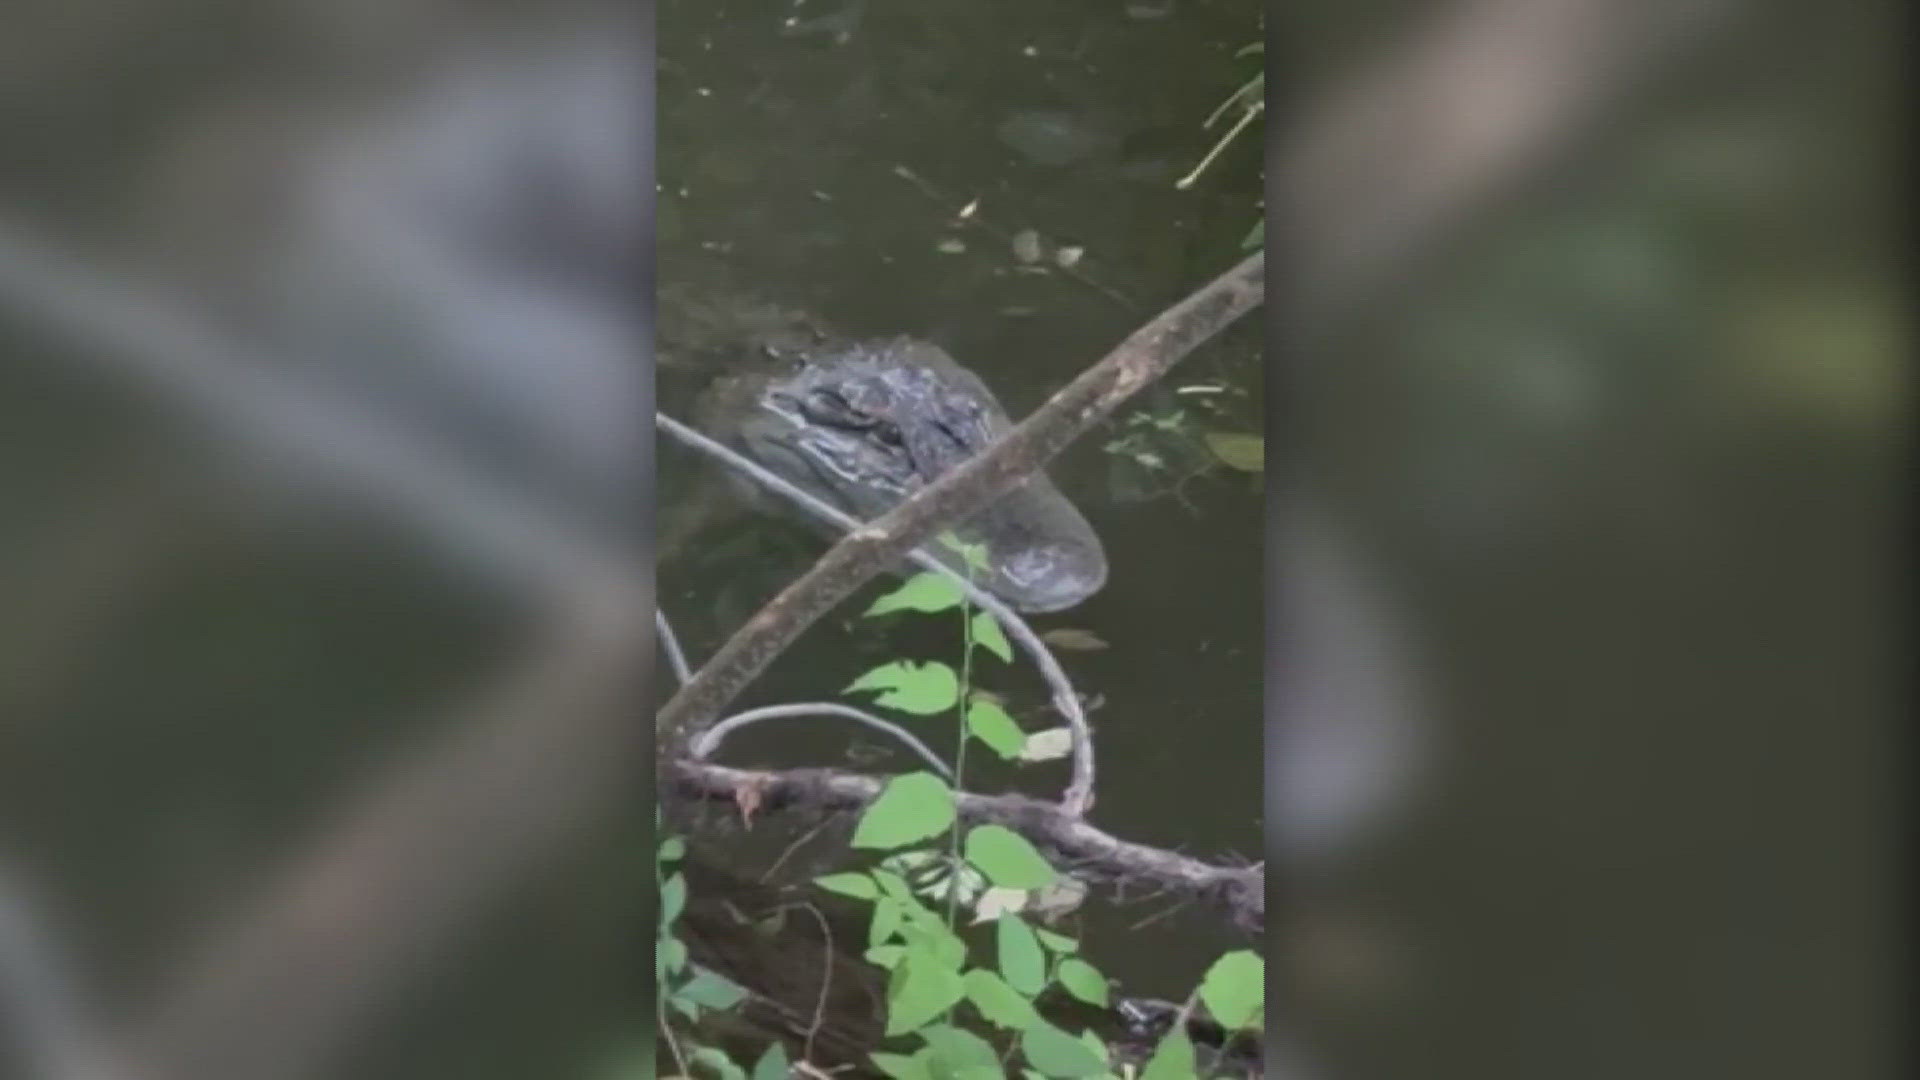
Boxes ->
[655,0,1269,998]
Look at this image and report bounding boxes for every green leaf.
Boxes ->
[1034,928,1079,954]
[886,943,968,1036]
[658,934,687,978]
[1056,957,1109,1007]
[899,917,969,972]
[1139,1027,1197,1080]
[871,868,917,903]
[677,968,748,1011]
[689,1046,748,1080]
[1020,1021,1108,1077]
[657,836,686,863]
[750,1042,790,1080]
[1199,949,1265,1029]
[660,873,687,926]
[865,944,907,969]
[964,968,1040,1030]
[966,699,1026,760]
[918,1025,1001,1071]
[966,826,1057,889]
[870,897,905,948]
[997,914,1047,996]
[867,572,965,616]
[853,772,956,850]
[970,610,1013,662]
[847,661,962,715]
[869,1051,933,1080]
[814,872,879,900]
[1204,431,1265,472]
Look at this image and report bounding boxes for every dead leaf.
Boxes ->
[1019,727,1074,762]
[732,776,769,827]
[1031,875,1089,920]
[971,886,1031,924]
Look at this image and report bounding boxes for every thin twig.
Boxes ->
[656,608,693,684]
[793,903,834,1065]
[693,703,955,781]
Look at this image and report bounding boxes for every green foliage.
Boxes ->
[1056,957,1110,1007]
[657,826,762,1075]
[1138,1029,1198,1080]
[1198,949,1265,1030]
[1019,1021,1109,1077]
[966,826,1058,889]
[847,660,962,714]
[970,609,1013,662]
[868,571,967,616]
[655,521,1260,1079]
[853,772,957,849]
[965,697,1028,760]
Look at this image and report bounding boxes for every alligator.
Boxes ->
[667,287,1109,614]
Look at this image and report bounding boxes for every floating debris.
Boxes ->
[935,237,966,254]
[1040,627,1109,651]
[1011,229,1044,263]
[996,110,1109,166]
[1125,0,1178,20]
[956,196,980,220]
[1053,244,1085,268]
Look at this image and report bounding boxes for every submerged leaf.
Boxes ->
[1039,627,1109,651]
[1204,431,1265,472]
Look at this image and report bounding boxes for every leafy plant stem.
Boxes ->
[655,852,693,1077]
[945,572,976,933]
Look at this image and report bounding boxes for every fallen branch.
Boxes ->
[655,250,1266,819]
[673,762,1264,931]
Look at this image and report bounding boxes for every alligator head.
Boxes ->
[702,336,1108,614]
